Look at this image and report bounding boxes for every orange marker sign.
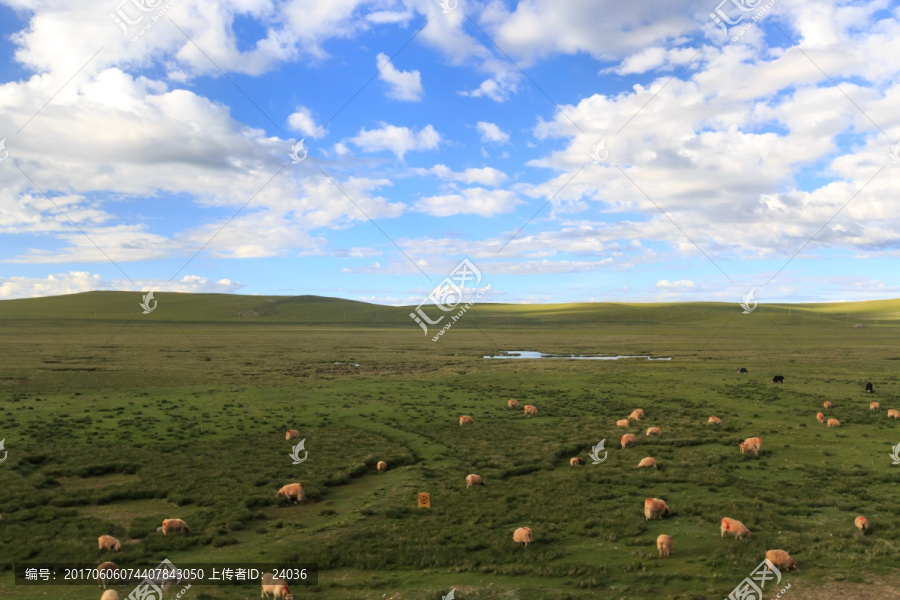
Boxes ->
[418,493,431,508]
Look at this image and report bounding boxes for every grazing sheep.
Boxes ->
[638,457,657,469]
[508,399,520,408]
[643,498,669,520]
[616,419,631,427]
[721,517,751,539]
[772,375,785,383]
[888,409,900,419]
[275,483,305,503]
[708,416,722,425]
[261,573,293,600]
[736,367,748,373]
[827,418,841,427]
[656,534,672,557]
[739,437,761,456]
[765,549,797,571]
[823,400,833,409]
[101,590,120,600]
[629,408,645,421]
[160,518,189,535]
[620,434,637,449]
[870,402,880,411]
[513,526,533,546]
[816,412,825,423]
[459,415,474,425]
[855,516,869,533]
[377,461,387,472]
[96,562,118,589]
[569,457,583,466]
[524,405,538,416]
[285,429,300,440]
[466,474,484,488]
[97,535,121,552]
[646,427,661,436]
[866,382,874,393]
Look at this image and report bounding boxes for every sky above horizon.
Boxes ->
[1,0,900,307]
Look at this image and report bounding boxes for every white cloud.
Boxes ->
[656,279,695,289]
[0,271,242,300]
[376,52,423,101]
[477,121,510,144]
[287,106,327,138]
[418,164,508,186]
[349,123,440,159]
[414,188,522,217]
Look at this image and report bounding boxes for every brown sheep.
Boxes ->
[275,483,305,503]
[616,419,631,427]
[827,418,841,427]
[377,461,387,472]
[870,402,880,411]
[261,573,293,600]
[708,416,722,425]
[644,498,669,520]
[620,433,637,449]
[765,549,797,571]
[569,457,583,466]
[739,437,761,455]
[855,516,869,533]
[508,399,520,408]
[888,409,900,419]
[656,534,672,557]
[160,518,189,535]
[823,400,833,409]
[513,526,533,546]
[101,590,121,600]
[524,405,538,416]
[285,429,300,440]
[646,427,661,436]
[721,517,751,539]
[629,408,645,421]
[97,535,121,552]
[816,412,825,423]
[466,474,484,488]
[96,562,118,589]
[459,415,474,425]
[638,457,657,469]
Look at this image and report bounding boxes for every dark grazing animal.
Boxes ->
[865,382,874,393]
[736,367,748,373]
[772,375,785,383]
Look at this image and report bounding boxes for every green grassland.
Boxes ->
[1,292,899,600]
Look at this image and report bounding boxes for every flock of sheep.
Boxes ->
[88,375,893,599]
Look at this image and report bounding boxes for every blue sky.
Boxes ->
[1,0,900,306]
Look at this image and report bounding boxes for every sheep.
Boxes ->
[646,427,661,436]
[643,498,669,520]
[827,418,841,427]
[524,405,538,416]
[638,457,657,469]
[816,412,825,423]
[629,408,645,421]
[616,419,631,427]
[855,515,869,534]
[656,534,672,557]
[261,573,293,600]
[870,402,880,411]
[285,429,300,440]
[377,461,387,472]
[275,483,305,503]
[513,526,533,546]
[466,474,484,488]
[708,416,722,425]
[97,535,121,552]
[508,399,520,408]
[101,590,120,600]
[160,518,189,535]
[765,549,797,571]
[823,400,833,409]
[888,409,900,419]
[721,517,751,539]
[459,415,474,425]
[96,562,118,589]
[569,457,583,466]
[739,437,761,456]
[620,434,637,449]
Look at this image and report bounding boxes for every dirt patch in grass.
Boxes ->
[789,575,900,600]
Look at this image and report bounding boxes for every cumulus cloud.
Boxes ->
[376,52,423,101]
[349,123,440,159]
[477,121,510,144]
[414,188,522,217]
[287,106,327,138]
[0,271,242,300]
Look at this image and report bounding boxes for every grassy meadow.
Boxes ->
[1,292,900,600]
